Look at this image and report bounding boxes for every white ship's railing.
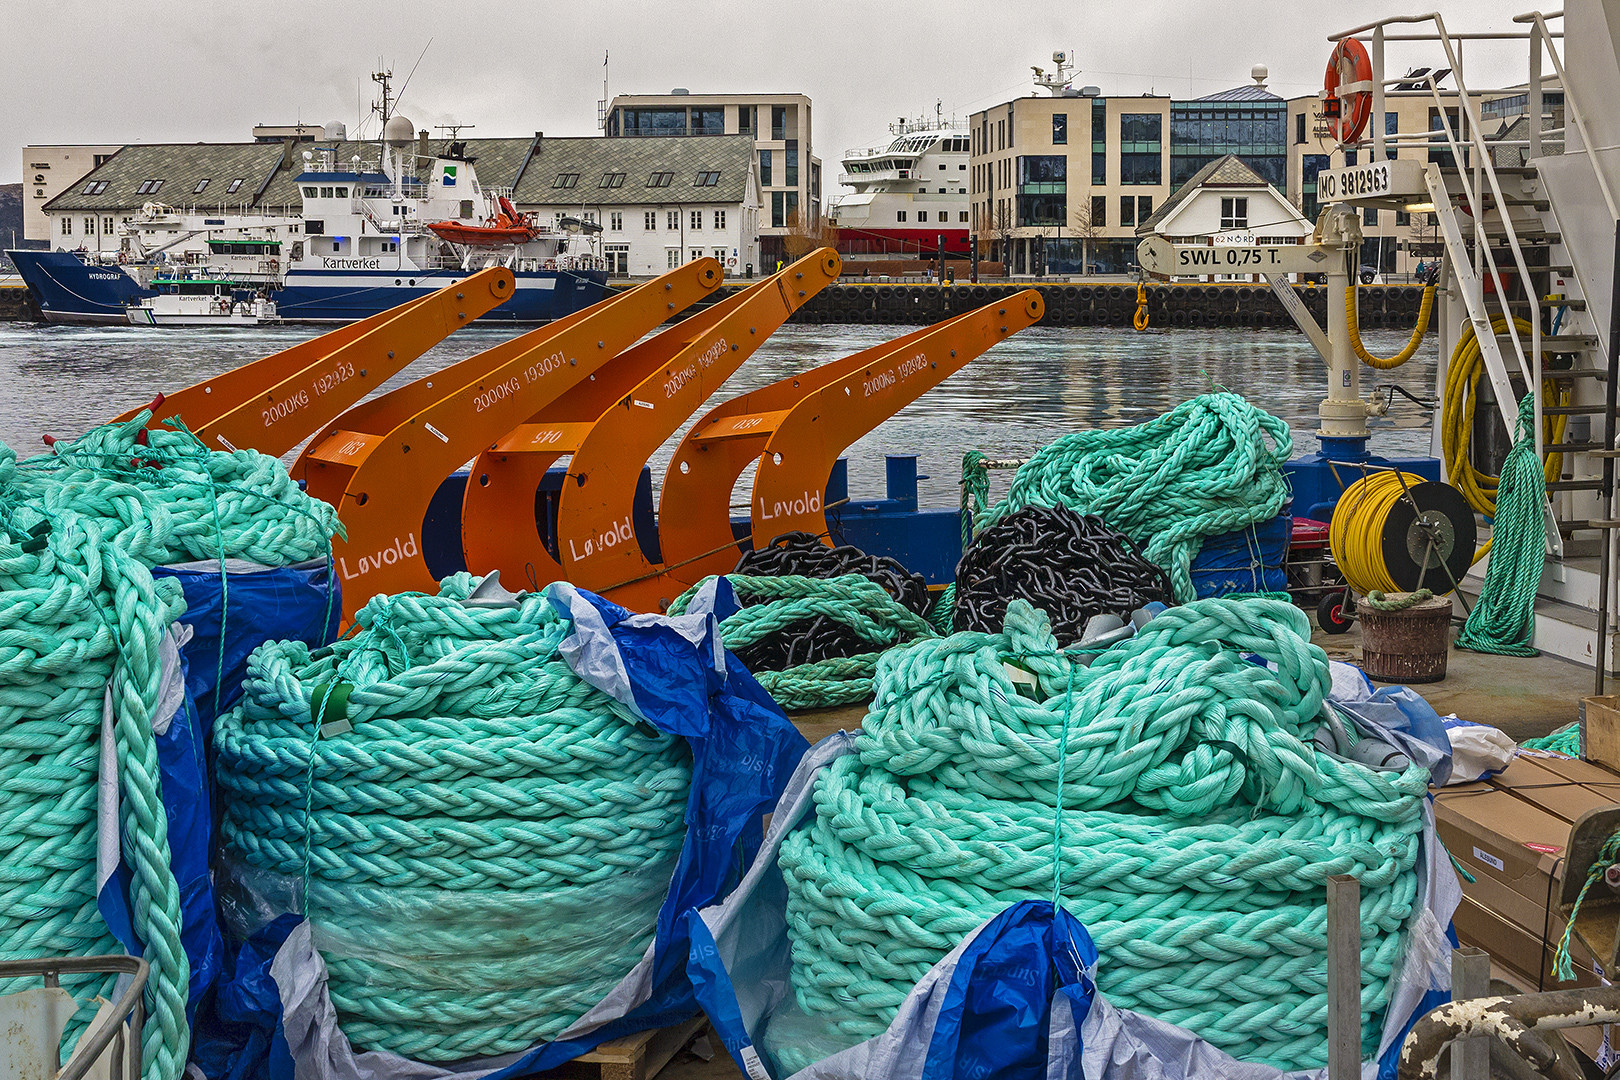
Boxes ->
[1514,10,1618,220]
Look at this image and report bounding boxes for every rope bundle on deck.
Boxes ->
[0,415,340,1080]
[775,597,1428,1073]
[214,574,693,1060]
[669,574,935,710]
[981,393,1292,603]
[951,504,1171,642]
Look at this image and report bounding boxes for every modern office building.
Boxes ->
[605,91,818,266]
[969,63,1289,274]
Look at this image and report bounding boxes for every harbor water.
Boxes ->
[0,322,1438,510]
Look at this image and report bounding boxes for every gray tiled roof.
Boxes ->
[1137,154,1267,232]
[513,135,755,205]
[43,142,290,212]
[47,133,756,216]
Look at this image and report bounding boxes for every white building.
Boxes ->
[605,92,817,268]
[22,144,121,241]
[510,133,760,277]
[1135,154,1310,277]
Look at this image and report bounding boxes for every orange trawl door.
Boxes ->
[301,259,722,620]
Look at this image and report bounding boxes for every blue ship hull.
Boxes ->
[5,251,609,325]
[7,250,155,324]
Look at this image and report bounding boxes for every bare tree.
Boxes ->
[784,208,839,261]
[1070,201,1103,275]
[983,200,1016,271]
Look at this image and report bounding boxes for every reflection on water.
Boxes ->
[0,321,1437,510]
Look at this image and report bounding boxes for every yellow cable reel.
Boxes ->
[1440,314,1569,516]
[1133,282,1150,331]
[1329,471,1478,596]
[1345,284,1436,369]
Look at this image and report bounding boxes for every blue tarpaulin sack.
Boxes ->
[686,728,1461,1080]
[1188,512,1291,598]
[207,582,808,1080]
[96,558,338,1034]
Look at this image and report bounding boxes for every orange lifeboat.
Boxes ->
[427,197,540,247]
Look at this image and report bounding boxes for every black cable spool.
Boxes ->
[1380,481,1478,591]
[952,505,1172,645]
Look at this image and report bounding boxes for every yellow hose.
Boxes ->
[1440,313,1568,516]
[1330,472,1435,595]
[1133,282,1150,331]
[1345,285,1436,369]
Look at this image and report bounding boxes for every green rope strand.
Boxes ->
[1456,395,1544,656]
[1554,832,1620,981]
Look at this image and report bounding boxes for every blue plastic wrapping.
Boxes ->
[1188,513,1291,597]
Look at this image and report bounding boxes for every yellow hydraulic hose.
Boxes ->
[1330,472,1431,595]
[1133,282,1150,331]
[1345,284,1437,369]
[1440,313,1568,516]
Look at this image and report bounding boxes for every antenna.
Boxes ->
[393,39,433,113]
[598,51,609,131]
[435,123,475,140]
[372,67,395,126]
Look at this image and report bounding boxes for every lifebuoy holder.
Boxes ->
[1323,38,1373,145]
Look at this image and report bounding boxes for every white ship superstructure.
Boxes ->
[830,107,970,258]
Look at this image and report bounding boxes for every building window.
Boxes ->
[691,210,703,230]
[713,209,726,230]
[738,105,754,134]
[1137,195,1153,221]
[227,177,245,193]
[772,106,787,140]
[610,211,623,231]
[1396,209,1411,227]
[689,248,703,262]
[320,186,336,198]
[1301,153,1329,221]
[1364,206,1379,226]
[694,171,720,186]
[1168,100,1287,189]
[1296,112,1307,144]
[599,171,626,188]
[895,210,907,222]
[668,249,682,269]
[959,211,968,222]
[553,173,580,189]
[1091,195,1106,227]
[1053,113,1068,145]
[1386,111,1399,159]
[136,179,164,194]
[1119,196,1136,228]
[61,217,71,235]
[692,107,725,135]
[1091,98,1107,184]
[785,141,799,187]
[194,178,211,194]
[647,171,674,187]
[79,179,103,195]
[1220,197,1248,229]
[645,211,657,230]
[667,210,679,229]
[103,217,114,234]
[918,211,928,222]
[759,149,772,187]
[622,107,688,137]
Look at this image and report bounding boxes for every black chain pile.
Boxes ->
[953,505,1173,643]
[730,532,930,671]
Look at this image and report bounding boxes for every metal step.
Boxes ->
[1479,231,1561,244]
[1547,478,1606,492]
[1497,334,1600,350]
[1501,298,1589,311]
[1547,441,1607,452]
[1444,164,1539,177]
[1544,404,1611,415]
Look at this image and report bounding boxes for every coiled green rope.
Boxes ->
[774,597,1428,1073]
[668,575,935,710]
[1523,722,1580,756]
[0,414,340,1080]
[979,393,1292,603]
[215,574,693,1060]
[1456,395,1544,657]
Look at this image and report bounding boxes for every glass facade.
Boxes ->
[619,107,687,136]
[691,107,725,135]
[1300,154,1330,222]
[1016,155,1066,225]
[1167,99,1286,189]
[1119,113,1162,185]
[1091,99,1107,184]
[785,141,799,186]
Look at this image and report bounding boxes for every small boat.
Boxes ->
[426,195,540,247]
[127,276,280,326]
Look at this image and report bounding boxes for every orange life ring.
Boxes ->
[1323,38,1373,145]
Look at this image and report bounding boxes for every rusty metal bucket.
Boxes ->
[1358,593,1454,683]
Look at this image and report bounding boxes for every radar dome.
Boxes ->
[322,120,347,140]
[383,115,415,147]
[1251,64,1269,86]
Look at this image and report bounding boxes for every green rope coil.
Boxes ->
[774,597,1428,1073]
[980,393,1292,603]
[1363,589,1435,612]
[668,574,935,710]
[1456,395,1544,657]
[0,414,340,1080]
[214,574,692,1060]
[1522,722,1581,757]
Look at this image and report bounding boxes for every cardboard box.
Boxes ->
[1523,750,1620,801]
[1489,755,1620,824]
[1433,786,1571,913]
[1452,894,1604,991]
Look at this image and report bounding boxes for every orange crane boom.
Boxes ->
[300,259,721,619]
[115,269,514,457]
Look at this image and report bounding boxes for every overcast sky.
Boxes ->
[5,0,1543,188]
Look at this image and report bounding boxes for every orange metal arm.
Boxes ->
[303,259,721,619]
[117,269,513,457]
[655,320,953,590]
[461,249,841,608]
[749,290,1044,542]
